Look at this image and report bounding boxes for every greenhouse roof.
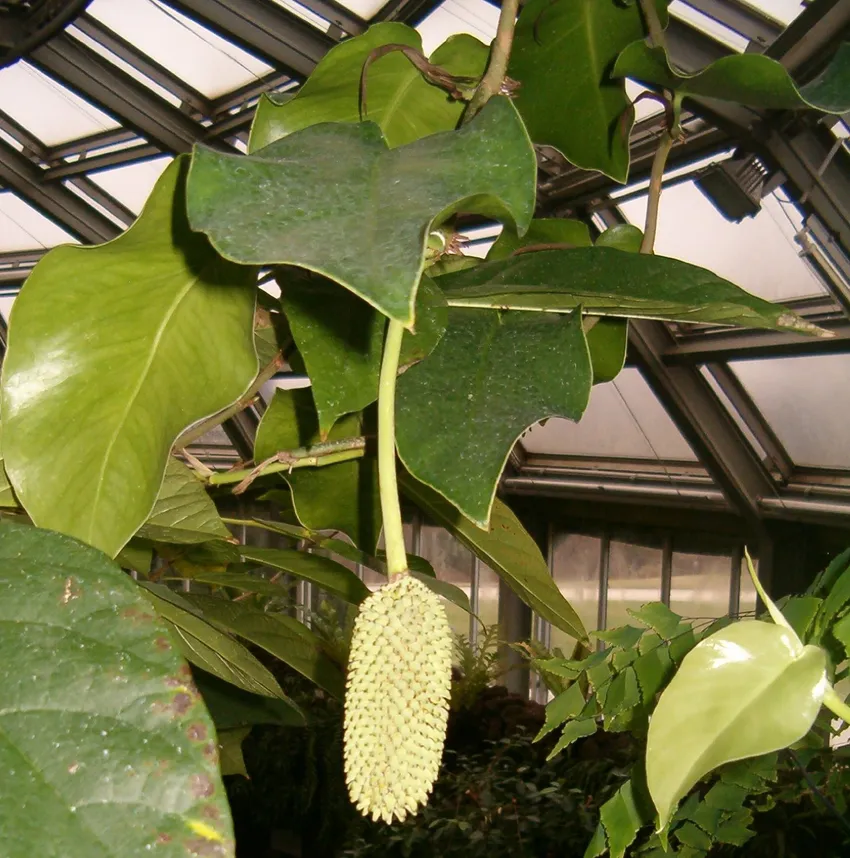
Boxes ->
[1,0,849,527]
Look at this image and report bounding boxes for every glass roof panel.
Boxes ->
[417,0,499,55]
[669,1,749,52]
[521,368,698,461]
[0,61,119,146]
[618,181,828,302]
[88,156,173,215]
[730,354,850,469]
[0,295,14,323]
[268,0,335,31]
[331,0,391,21]
[87,0,274,99]
[739,0,805,26]
[0,193,78,252]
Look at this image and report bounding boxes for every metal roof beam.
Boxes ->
[0,136,120,244]
[166,0,337,78]
[30,33,212,154]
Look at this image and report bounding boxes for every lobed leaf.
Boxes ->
[188,96,536,326]
[0,157,257,557]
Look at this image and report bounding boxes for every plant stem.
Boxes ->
[175,352,284,449]
[464,0,521,121]
[639,0,665,49]
[379,320,408,578]
[208,437,367,486]
[823,685,850,725]
[640,131,673,254]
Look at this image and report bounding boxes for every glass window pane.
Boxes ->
[606,539,663,629]
[416,0,499,55]
[731,355,850,469]
[522,368,697,460]
[420,525,473,636]
[670,550,731,620]
[475,562,500,633]
[0,193,78,252]
[551,533,600,649]
[738,554,758,617]
[619,182,827,302]
[88,156,173,215]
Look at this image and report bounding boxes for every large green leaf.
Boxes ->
[187,596,346,699]
[277,270,446,435]
[0,157,257,557]
[0,522,234,857]
[509,0,666,182]
[397,308,592,526]
[240,546,370,604]
[250,24,488,151]
[646,621,828,829]
[194,672,304,731]
[141,584,285,700]
[400,473,588,641]
[188,96,536,326]
[138,458,231,544]
[0,422,17,509]
[254,389,380,550]
[613,41,850,114]
[438,247,823,334]
[486,218,592,260]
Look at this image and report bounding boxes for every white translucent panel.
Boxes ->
[606,540,663,629]
[269,0,334,31]
[0,193,78,252]
[619,182,827,301]
[626,79,666,121]
[462,223,502,258]
[522,368,698,460]
[0,295,15,323]
[417,0,499,55]
[475,562,500,632]
[0,62,118,146]
[731,354,850,469]
[67,25,181,107]
[420,524,475,636]
[552,532,600,647]
[88,156,173,215]
[669,1,749,51]
[736,0,805,25]
[87,0,274,99]
[331,0,391,20]
[738,554,757,616]
[670,551,731,620]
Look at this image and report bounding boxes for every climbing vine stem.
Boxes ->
[379,319,408,578]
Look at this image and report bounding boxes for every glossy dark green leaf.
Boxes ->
[596,223,643,252]
[218,727,250,778]
[188,97,536,326]
[254,389,380,550]
[250,24,488,151]
[439,247,823,335]
[115,539,153,575]
[0,522,235,857]
[193,671,304,731]
[141,583,285,700]
[397,308,592,526]
[1,157,257,557]
[187,596,345,699]
[613,41,850,113]
[138,458,230,544]
[646,621,828,829]
[409,570,472,614]
[586,319,629,385]
[240,546,369,604]
[487,218,592,260]
[509,0,666,181]
[399,275,448,368]
[400,472,588,641]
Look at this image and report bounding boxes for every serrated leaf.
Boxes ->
[719,752,778,790]
[400,472,588,641]
[0,522,235,857]
[249,24,488,151]
[1,157,257,557]
[605,666,640,718]
[189,97,535,326]
[438,247,823,335]
[628,603,682,639]
[186,596,345,698]
[584,823,607,858]
[809,548,850,599]
[704,781,750,811]
[815,564,850,641]
[646,621,828,829]
[138,458,231,544]
[397,308,591,526]
[832,613,850,660]
[776,595,822,642]
[487,218,592,261]
[595,624,644,649]
[537,683,585,741]
[633,642,673,704]
[713,810,755,846]
[509,0,666,181]
[240,546,369,604]
[613,41,850,114]
[547,716,598,760]
[254,389,380,550]
[676,822,713,851]
[600,780,646,858]
[141,583,285,700]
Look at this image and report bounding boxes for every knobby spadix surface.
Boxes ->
[0,522,235,858]
[0,157,257,557]
[187,96,536,326]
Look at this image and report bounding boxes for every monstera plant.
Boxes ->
[1,0,849,854]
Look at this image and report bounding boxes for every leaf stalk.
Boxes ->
[465,0,521,120]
